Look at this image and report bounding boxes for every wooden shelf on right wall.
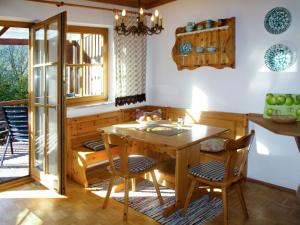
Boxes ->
[248,113,300,153]
[172,17,236,70]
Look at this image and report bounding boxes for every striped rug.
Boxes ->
[90,179,222,225]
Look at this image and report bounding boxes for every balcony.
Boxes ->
[0,99,29,184]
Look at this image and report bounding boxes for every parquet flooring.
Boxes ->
[0,177,299,225]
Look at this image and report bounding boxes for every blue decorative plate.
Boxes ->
[264,44,294,72]
[264,7,291,34]
[179,42,192,55]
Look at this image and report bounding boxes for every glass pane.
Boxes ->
[66,66,81,97]
[66,33,81,64]
[34,28,45,65]
[34,106,45,171]
[33,67,44,104]
[47,107,58,176]
[46,65,57,105]
[83,65,103,96]
[47,22,58,63]
[83,34,103,64]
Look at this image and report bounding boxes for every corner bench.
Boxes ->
[71,146,118,187]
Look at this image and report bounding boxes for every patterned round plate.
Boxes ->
[264,7,291,34]
[264,44,294,72]
[179,41,192,55]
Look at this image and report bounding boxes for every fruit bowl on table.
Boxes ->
[271,115,297,124]
[137,120,160,126]
[136,115,162,126]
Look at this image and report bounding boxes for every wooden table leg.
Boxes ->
[163,148,189,217]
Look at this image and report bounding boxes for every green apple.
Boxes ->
[270,96,277,105]
[266,93,274,105]
[266,108,274,117]
[295,95,300,105]
[276,95,286,105]
[296,109,300,117]
[285,95,294,106]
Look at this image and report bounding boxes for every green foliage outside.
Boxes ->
[0,45,28,101]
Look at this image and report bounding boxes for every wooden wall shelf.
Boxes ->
[172,17,235,70]
[248,113,300,153]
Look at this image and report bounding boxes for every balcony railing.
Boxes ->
[0,99,28,106]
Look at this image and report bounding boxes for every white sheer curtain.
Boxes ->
[114,15,147,106]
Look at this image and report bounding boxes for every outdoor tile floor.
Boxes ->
[0,141,29,183]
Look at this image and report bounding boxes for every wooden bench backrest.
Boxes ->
[67,111,122,149]
[164,107,248,139]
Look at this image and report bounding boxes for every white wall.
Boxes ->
[0,0,148,117]
[150,0,300,189]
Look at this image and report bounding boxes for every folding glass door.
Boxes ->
[30,12,66,194]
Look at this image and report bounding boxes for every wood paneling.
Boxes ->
[85,0,176,9]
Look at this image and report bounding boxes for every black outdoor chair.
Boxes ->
[0,106,28,166]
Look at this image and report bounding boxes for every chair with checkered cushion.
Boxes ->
[182,130,255,225]
[101,132,164,222]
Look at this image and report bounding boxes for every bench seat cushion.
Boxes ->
[83,139,106,151]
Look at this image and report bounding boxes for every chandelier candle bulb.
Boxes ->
[139,8,144,21]
[115,14,119,26]
[159,16,163,27]
[121,9,126,24]
[154,9,159,25]
[151,15,155,27]
[122,9,126,17]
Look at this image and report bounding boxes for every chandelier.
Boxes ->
[114,0,163,36]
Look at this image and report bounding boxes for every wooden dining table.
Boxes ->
[99,120,229,215]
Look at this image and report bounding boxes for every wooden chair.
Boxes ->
[101,132,164,221]
[182,130,255,225]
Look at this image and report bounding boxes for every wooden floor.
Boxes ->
[0,177,299,225]
[0,142,29,183]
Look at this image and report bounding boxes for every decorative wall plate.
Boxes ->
[264,7,291,34]
[264,44,294,72]
[179,41,192,55]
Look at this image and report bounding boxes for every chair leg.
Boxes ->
[182,179,197,216]
[209,186,214,200]
[150,170,164,205]
[235,183,248,219]
[9,136,13,154]
[222,187,228,225]
[1,136,10,166]
[131,178,136,192]
[123,178,129,222]
[102,175,115,209]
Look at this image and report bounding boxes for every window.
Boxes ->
[66,26,108,105]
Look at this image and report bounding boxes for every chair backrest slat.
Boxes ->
[2,106,29,142]
[223,130,255,182]
[101,132,131,174]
